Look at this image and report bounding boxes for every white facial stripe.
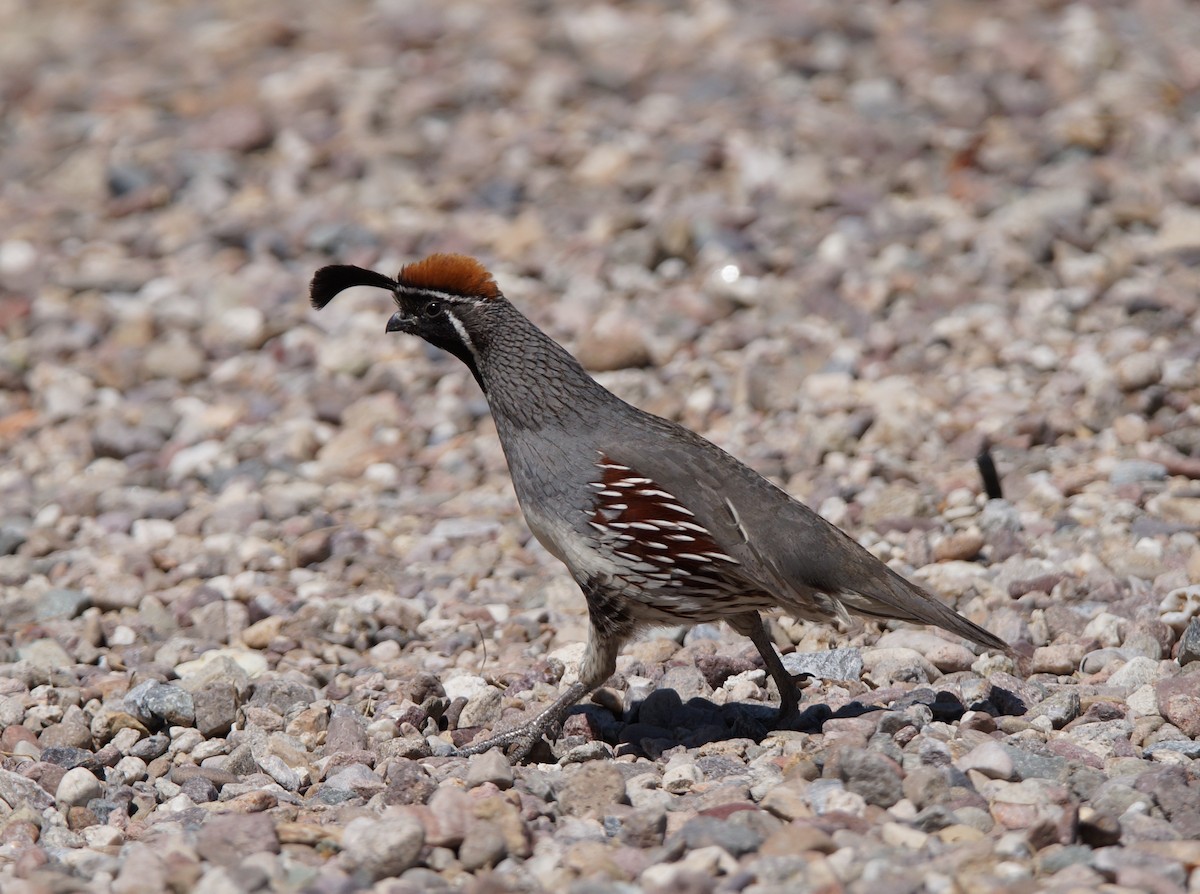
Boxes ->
[396,285,477,304]
[444,311,478,359]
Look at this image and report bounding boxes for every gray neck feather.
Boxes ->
[473,300,612,430]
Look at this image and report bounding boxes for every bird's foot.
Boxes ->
[454,679,589,763]
[456,723,549,763]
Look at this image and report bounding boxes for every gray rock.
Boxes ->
[955,741,1014,780]
[466,748,514,790]
[325,705,367,753]
[1108,459,1168,485]
[17,638,74,671]
[1027,690,1081,728]
[246,678,318,719]
[1107,656,1162,690]
[838,748,903,807]
[130,734,169,762]
[322,763,385,799]
[36,588,91,621]
[1142,739,1200,759]
[457,686,503,728]
[1080,643,1132,672]
[457,819,508,872]
[1002,745,1069,782]
[340,814,424,880]
[0,521,28,556]
[782,648,864,681]
[556,762,628,818]
[0,766,56,811]
[126,681,195,728]
[1035,844,1094,875]
[179,775,217,803]
[195,813,280,866]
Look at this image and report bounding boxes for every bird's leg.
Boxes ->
[730,611,801,723]
[458,591,623,762]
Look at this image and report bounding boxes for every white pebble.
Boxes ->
[56,766,102,809]
[662,761,703,793]
[0,239,36,275]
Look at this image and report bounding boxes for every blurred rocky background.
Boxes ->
[1,1,1199,892]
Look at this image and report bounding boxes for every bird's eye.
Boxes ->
[423,300,442,318]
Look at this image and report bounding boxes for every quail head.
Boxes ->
[311,253,1010,761]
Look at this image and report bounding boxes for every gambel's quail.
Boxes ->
[311,253,1010,760]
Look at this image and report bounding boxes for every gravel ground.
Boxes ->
[2,1,1200,892]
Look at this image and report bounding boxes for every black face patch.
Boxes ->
[391,294,486,391]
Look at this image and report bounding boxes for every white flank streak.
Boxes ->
[704,551,738,563]
[675,553,713,563]
[598,489,623,497]
[724,497,750,542]
[666,534,696,542]
[607,503,627,511]
[598,462,631,471]
[628,522,660,532]
[660,504,692,517]
[679,521,707,532]
[637,488,675,499]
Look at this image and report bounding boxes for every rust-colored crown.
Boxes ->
[398,253,501,300]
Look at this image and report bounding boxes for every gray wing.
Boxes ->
[610,413,1010,654]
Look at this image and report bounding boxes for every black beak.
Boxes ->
[385,311,408,333]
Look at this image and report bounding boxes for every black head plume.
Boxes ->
[310,265,398,310]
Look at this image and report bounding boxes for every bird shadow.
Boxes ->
[568,684,1026,758]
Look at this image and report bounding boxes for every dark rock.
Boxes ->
[695,653,757,690]
[1178,617,1200,666]
[292,528,335,567]
[38,747,99,772]
[1155,672,1200,737]
[223,743,260,778]
[675,814,765,857]
[193,682,238,738]
[382,759,438,806]
[247,678,319,720]
[91,419,165,459]
[620,807,667,847]
[179,775,217,804]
